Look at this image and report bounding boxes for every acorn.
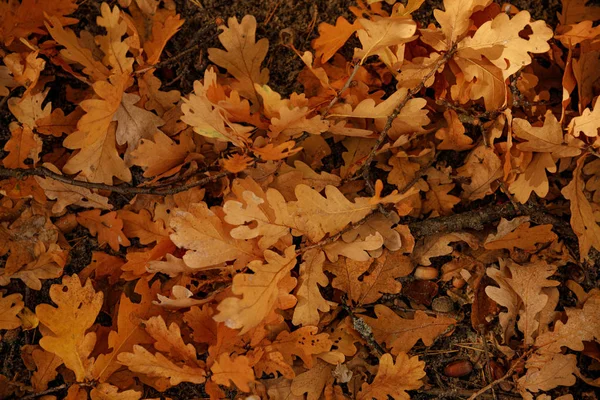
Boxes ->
[444,360,473,377]
[414,266,438,280]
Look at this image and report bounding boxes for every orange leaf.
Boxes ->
[35,275,103,381]
[357,353,425,400]
[0,292,23,330]
[2,122,42,169]
[313,17,360,63]
[210,353,255,392]
[77,210,131,251]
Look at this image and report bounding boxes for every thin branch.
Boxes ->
[467,350,533,400]
[0,166,230,196]
[359,44,458,193]
[322,61,361,116]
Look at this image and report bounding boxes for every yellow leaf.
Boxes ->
[36,275,103,382]
[214,246,297,334]
[210,353,255,392]
[90,383,142,400]
[292,249,330,326]
[77,210,131,251]
[562,156,600,260]
[208,15,269,105]
[0,292,23,330]
[357,353,425,400]
[360,305,456,354]
[117,345,206,386]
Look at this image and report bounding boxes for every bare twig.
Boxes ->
[0,166,230,196]
[322,61,361,116]
[359,44,458,194]
[467,350,533,400]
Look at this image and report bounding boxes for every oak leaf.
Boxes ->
[0,292,23,330]
[292,249,330,326]
[569,96,600,137]
[92,278,161,382]
[214,246,297,334]
[35,275,103,382]
[326,251,410,305]
[509,153,557,204]
[513,112,583,157]
[143,14,185,66]
[96,3,134,75]
[35,163,111,214]
[357,353,425,400]
[144,315,198,364]
[360,305,456,354]
[62,74,132,184]
[559,0,600,25]
[35,108,83,137]
[434,0,491,44]
[354,16,417,66]
[117,345,206,386]
[412,232,479,266]
[518,353,578,397]
[210,353,255,392]
[169,202,261,270]
[457,145,502,200]
[118,209,170,245]
[208,15,269,105]
[484,218,558,251]
[90,383,142,400]
[290,360,334,400]
[486,259,559,345]
[2,122,42,169]
[562,156,600,260]
[77,210,131,251]
[30,347,62,392]
[313,16,359,63]
[8,89,50,128]
[293,184,376,242]
[323,232,384,262]
[435,109,473,151]
[129,131,194,177]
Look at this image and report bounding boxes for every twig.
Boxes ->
[322,61,361,116]
[21,384,68,399]
[136,43,203,74]
[340,299,385,357]
[0,166,230,196]
[359,44,458,194]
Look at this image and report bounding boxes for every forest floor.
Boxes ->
[2,0,597,400]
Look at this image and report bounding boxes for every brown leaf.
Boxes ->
[484,217,558,251]
[357,353,425,400]
[77,210,131,251]
[210,354,255,392]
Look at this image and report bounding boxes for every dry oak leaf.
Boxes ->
[144,315,198,365]
[360,305,456,355]
[169,202,261,270]
[252,141,303,161]
[143,13,185,66]
[265,326,333,369]
[555,20,600,47]
[534,293,600,354]
[0,243,67,291]
[138,71,181,117]
[214,246,297,334]
[117,345,206,386]
[35,163,111,214]
[486,259,559,345]
[8,89,50,128]
[120,238,176,281]
[562,156,600,260]
[293,184,376,242]
[341,211,402,254]
[272,160,341,201]
[354,16,417,66]
[30,347,62,392]
[484,217,558,251]
[434,0,491,44]
[357,353,425,400]
[129,131,194,177]
[210,353,255,393]
[0,292,23,330]
[326,250,410,306]
[513,112,583,157]
[323,232,384,262]
[509,153,557,204]
[96,3,134,75]
[90,383,142,400]
[2,122,42,169]
[45,15,110,82]
[313,16,360,63]
[292,249,330,327]
[290,359,334,400]
[207,15,269,105]
[458,11,553,79]
[4,51,45,97]
[118,209,170,245]
[559,0,600,25]
[412,232,479,266]
[35,108,83,137]
[436,109,473,151]
[92,278,161,382]
[569,96,600,137]
[77,210,131,251]
[0,0,78,45]
[35,275,103,382]
[181,69,253,147]
[457,145,502,200]
[518,353,579,398]
[222,153,252,173]
[62,73,131,184]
